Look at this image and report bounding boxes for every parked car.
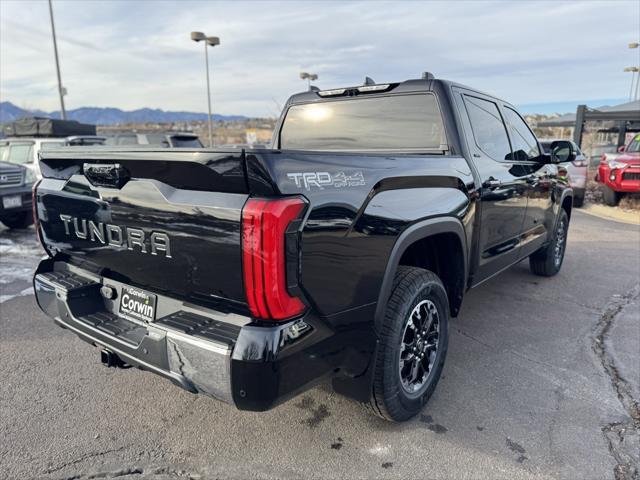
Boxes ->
[104,132,203,148]
[0,135,107,181]
[0,161,34,229]
[33,74,574,422]
[0,137,67,181]
[597,134,640,205]
[540,140,587,207]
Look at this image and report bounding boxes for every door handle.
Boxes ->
[482,178,502,189]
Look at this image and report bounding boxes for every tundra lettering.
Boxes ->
[34,74,573,422]
[59,214,172,258]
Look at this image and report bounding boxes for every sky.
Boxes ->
[1,0,639,117]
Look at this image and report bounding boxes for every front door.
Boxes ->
[501,105,556,257]
[454,91,529,284]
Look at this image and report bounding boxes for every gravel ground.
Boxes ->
[0,210,638,480]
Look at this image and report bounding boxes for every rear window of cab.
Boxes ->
[279,94,447,152]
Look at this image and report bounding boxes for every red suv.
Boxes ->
[597,134,640,205]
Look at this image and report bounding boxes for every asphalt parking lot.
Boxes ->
[1,210,638,480]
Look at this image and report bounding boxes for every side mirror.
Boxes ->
[617,145,626,153]
[550,140,576,164]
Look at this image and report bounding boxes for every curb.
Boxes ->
[576,207,640,226]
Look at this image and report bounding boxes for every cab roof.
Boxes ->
[285,76,501,106]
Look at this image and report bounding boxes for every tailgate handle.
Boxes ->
[83,163,130,188]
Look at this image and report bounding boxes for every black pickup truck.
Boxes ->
[33,74,575,421]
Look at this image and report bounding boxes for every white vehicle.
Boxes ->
[0,136,106,180]
[540,139,588,207]
[0,138,68,180]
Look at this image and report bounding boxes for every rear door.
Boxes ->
[501,105,554,256]
[453,89,528,282]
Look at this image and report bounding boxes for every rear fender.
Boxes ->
[374,217,468,332]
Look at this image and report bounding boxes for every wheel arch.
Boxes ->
[560,188,573,220]
[374,217,468,332]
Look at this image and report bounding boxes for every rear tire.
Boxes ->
[602,186,620,206]
[1,212,33,229]
[366,266,449,422]
[573,193,584,208]
[529,209,569,277]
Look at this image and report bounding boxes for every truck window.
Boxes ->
[503,107,541,161]
[280,94,446,151]
[171,136,203,148]
[116,135,138,146]
[7,143,34,165]
[627,135,640,152]
[463,96,511,161]
[144,134,169,146]
[40,142,64,151]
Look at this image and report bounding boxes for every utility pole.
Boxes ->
[48,0,66,119]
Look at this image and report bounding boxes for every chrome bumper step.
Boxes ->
[79,311,147,347]
[156,311,241,347]
[34,264,236,404]
[36,271,98,293]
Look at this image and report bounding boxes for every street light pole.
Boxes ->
[48,0,66,120]
[203,41,213,147]
[191,32,220,147]
[628,42,639,101]
[624,67,640,101]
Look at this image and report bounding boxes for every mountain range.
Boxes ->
[0,101,247,125]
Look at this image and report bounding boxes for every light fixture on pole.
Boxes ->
[48,0,66,120]
[191,31,220,147]
[300,72,318,90]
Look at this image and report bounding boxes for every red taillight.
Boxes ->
[242,197,306,321]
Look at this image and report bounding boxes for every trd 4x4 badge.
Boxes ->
[287,171,365,190]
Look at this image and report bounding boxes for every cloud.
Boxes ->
[1,0,638,117]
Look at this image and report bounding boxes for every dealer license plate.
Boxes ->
[119,286,157,323]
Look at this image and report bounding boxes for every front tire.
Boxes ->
[1,211,33,229]
[367,266,449,422]
[529,209,569,277]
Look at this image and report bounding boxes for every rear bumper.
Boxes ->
[33,259,350,411]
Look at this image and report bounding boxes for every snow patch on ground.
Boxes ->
[0,287,33,304]
[0,227,43,302]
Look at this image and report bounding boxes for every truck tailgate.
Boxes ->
[36,149,250,313]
